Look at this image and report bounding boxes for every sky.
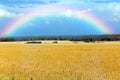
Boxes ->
[0,0,120,37]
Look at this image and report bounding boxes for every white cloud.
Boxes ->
[0,9,16,17]
[89,2,120,22]
[0,0,120,23]
[64,9,72,17]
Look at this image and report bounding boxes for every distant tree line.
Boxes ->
[0,34,120,42]
[0,37,16,42]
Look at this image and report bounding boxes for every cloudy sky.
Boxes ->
[0,0,120,37]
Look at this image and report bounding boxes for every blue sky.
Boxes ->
[0,0,120,36]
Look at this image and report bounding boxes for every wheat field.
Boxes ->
[0,41,120,80]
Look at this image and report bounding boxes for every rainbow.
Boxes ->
[0,5,114,37]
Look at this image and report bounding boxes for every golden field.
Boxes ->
[0,41,120,80]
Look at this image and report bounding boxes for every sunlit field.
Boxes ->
[0,41,120,80]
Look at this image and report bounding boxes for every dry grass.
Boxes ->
[0,41,120,80]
